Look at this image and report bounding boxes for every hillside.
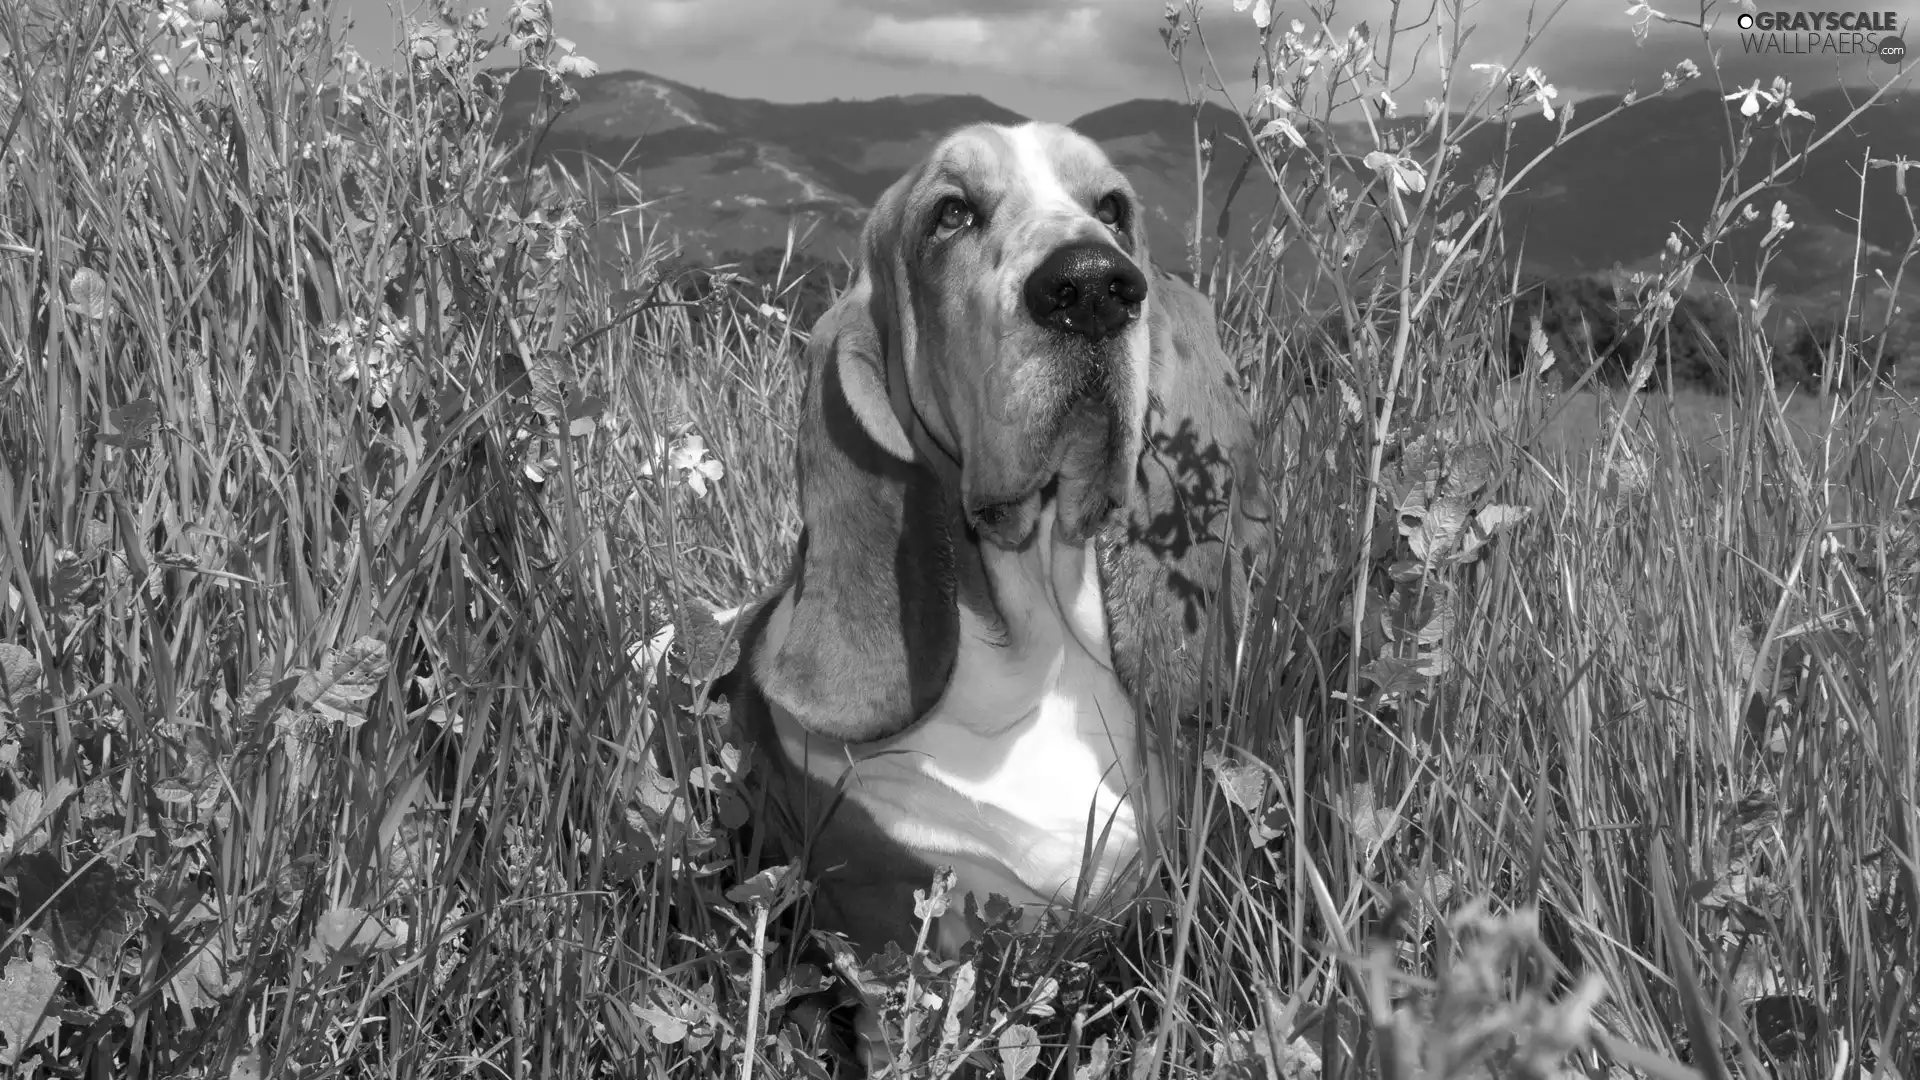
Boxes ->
[494,69,1920,318]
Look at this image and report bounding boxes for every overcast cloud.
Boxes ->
[341,0,1913,120]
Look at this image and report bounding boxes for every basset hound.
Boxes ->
[725,120,1272,968]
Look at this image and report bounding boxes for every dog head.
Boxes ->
[747,121,1263,745]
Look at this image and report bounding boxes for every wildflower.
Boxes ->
[1762,200,1794,245]
[1257,116,1307,149]
[1253,84,1293,116]
[1377,91,1398,117]
[327,316,401,410]
[641,435,726,498]
[1520,66,1559,120]
[1625,0,1663,42]
[1363,151,1426,195]
[555,51,599,78]
[1763,76,1814,120]
[185,0,226,21]
[1677,58,1700,79]
[552,37,600,78]
[756,303,788,323]
[1872,153,1917,197]
[1725,79,1776,117]
[1231,0,1274,29]
[1665,231,1683,255]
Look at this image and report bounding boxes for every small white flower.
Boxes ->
[1363,151,1427,194]
[669,436,725,497]
[1258,116,1308,149]
[1377,91,1398,117]
[1677,58,1701,79]
[1625,0,1664,41]
[1253,85,1294,115]
[1762,200,1794,245]
[1725,79,1776,117]
[1521,66,1558,120]
[641,434,726,497]
[554,39,599,78]
[1232,0,1273,28]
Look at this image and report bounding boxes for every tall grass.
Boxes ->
[0,0,1912,1078]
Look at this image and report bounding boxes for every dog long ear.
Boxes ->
[750,183,960,744]
[1100,268,1274,718]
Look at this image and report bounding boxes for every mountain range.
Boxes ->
[494,69,1920,322]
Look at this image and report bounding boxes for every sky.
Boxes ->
[339,0,1913,120]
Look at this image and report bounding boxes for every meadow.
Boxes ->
[0,1,1915,1078]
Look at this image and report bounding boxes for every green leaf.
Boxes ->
[1331,782,1400,862]
[0,643,42,711]
[0,955,60,1066]
[9,852,141,980]
[305,905,404,965]
[101,396,161,449]
[998,1023,1041,1080]
[2,782,79,861]
[67,268,111,321]
[724,861,804,912]
[632,1005,688,1044]
[166,932,233,1028]
[294,637,390,729]
[1358,653,1430,701]
[1208,753,1270,814]
[1455,503,1532,563]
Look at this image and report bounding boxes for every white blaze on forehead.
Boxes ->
[1001,123,1085,217]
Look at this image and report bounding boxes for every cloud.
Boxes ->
[848,6,1112,74]
[854,14,1000,68]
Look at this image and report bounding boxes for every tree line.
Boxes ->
[1504,276,1904,394]
[653,251,1905,396]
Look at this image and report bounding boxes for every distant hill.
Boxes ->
[492,69,1920,323]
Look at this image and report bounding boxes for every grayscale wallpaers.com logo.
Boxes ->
[1734,9,1905,62]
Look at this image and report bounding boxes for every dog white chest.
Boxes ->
[765,503,1156,925]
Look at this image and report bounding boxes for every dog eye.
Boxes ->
[1095,193,1125,227]
[935,197,977,233]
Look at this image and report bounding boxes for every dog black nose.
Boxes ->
[1022,242,1148,342]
